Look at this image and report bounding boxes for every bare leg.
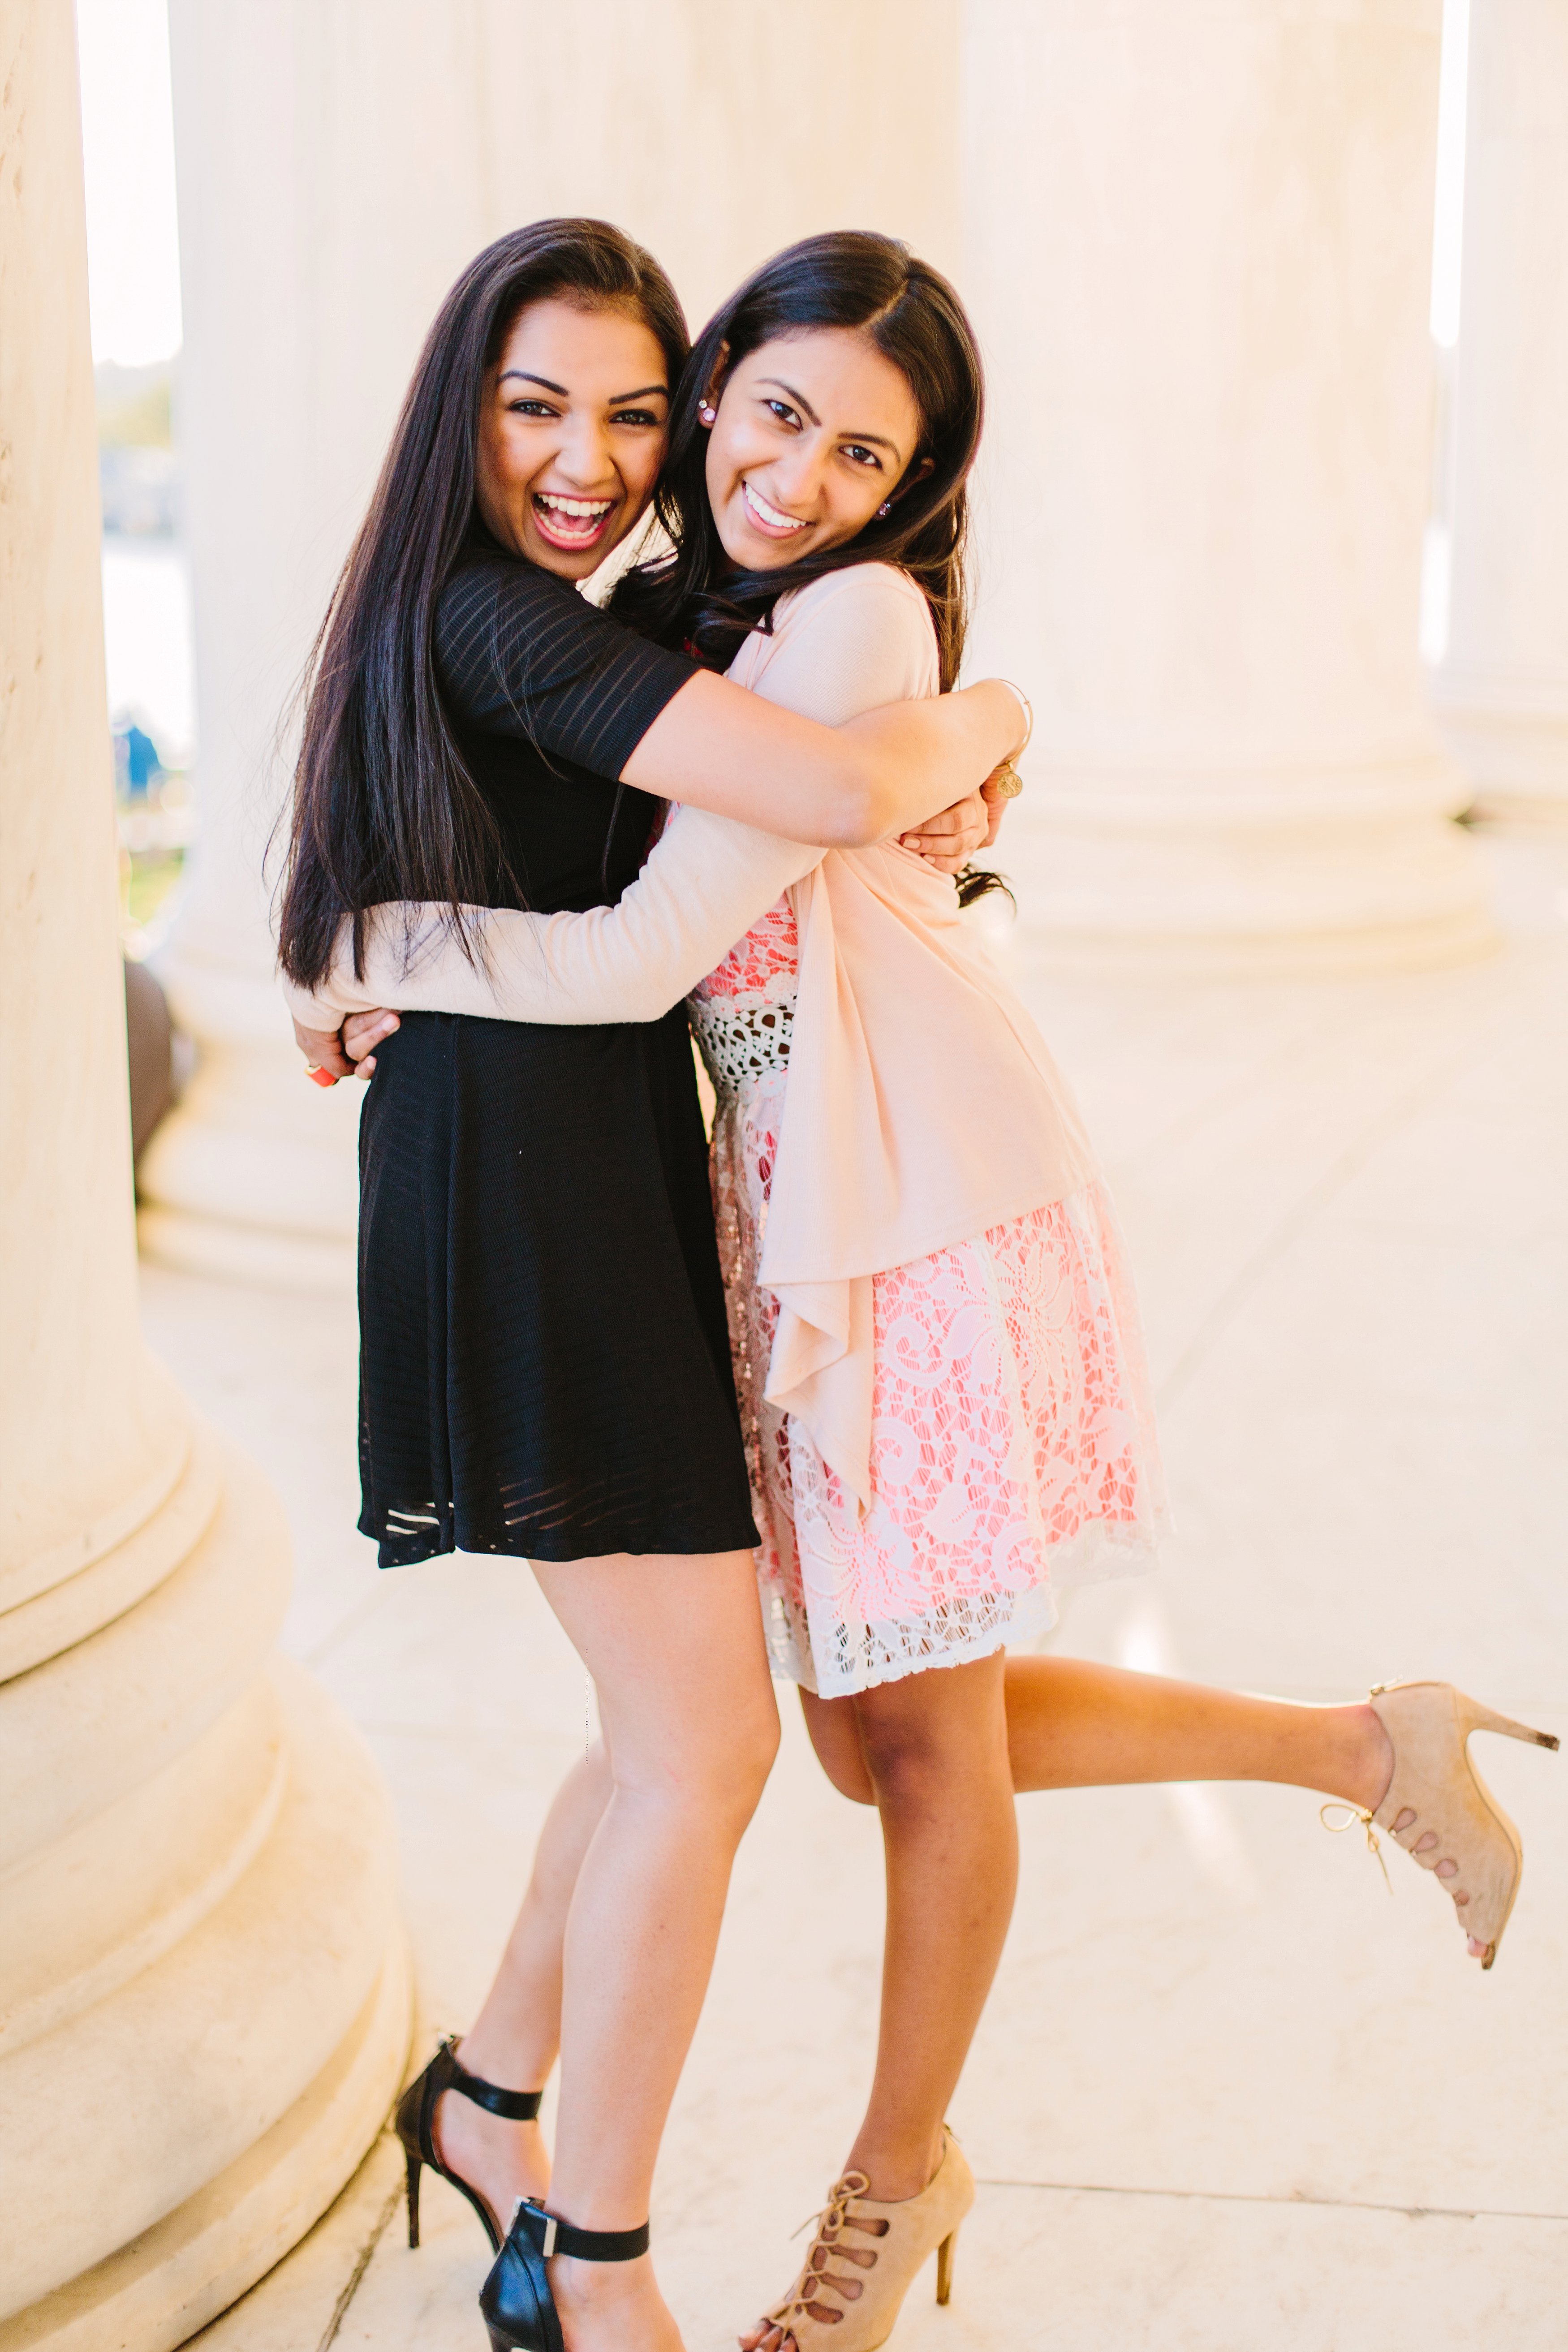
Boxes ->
[848,1654,1017,2194]
[533,1549,780,2352]
[1002,1656,1392,1805]
[801,1657,1393,1814]
[801,1663,1506,1958]
[997,1663,1498,1956]
[745,1654,1016,2352]
[434,1738,612,2224]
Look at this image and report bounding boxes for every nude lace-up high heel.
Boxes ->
[753,2128,974,2352]
[1327,1681,1558,1970]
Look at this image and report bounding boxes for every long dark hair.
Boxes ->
[277,219,688,987]
[615,231,983,692]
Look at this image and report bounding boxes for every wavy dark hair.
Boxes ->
[614,231,983,692]
[615,229,1003,903]
[277,218,688,988]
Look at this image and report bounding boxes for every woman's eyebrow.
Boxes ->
[496,372,669,402]
[759,378,900,452]
[760,377,821,426]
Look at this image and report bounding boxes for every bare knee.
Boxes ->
[801,1688,876,1805]
[857,1714,947,1806]
[730,1695,783,1811]
[854,1662,1009,1810]
[612,1693,779,1839]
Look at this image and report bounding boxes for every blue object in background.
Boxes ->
[114,719,163,797]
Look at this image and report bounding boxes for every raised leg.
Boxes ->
[1001,1656,1392,1805]
[801,1656,1393,1814]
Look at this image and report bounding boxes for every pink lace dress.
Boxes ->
[689,900,1167,1699]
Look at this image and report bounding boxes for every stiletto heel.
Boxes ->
[1452,1694,1559,1752]
[404,2143,422,2250]
[750,2129,974,2352]
[393,2034,543,2253]
[935,2226,959,2306]
[479,2198,650,2352]
[1334,1681,1559,1969]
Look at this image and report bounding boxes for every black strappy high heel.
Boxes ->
[480,2198,650,2352]
[394,2035,543,2253]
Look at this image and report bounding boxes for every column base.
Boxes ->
[0,1659,410,2341]
[0,1941,411,2352]
[136,1201,357,1292]
[136,966,362,1292]
[1008,759,1497,974]
[1431,688,1568,828]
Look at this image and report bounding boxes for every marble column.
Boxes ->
[135,4,489,1287]
[960,0,1493,969]
[137,0,959,1284]
[1430,0,1568,823]
[0,5,409,2343]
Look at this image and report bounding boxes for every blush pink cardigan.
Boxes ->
[281,565,1097,1508]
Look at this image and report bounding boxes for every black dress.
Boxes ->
[357,535,759,1568]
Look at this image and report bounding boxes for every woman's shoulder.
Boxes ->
[438,540,577,632]
[734,562,939,716]
[435,539,638,696]
[772,561,934,642]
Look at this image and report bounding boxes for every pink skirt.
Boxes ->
[710,1061,1167,1699]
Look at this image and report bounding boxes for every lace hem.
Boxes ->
[760,1503,1162,1696]
[723,1171,1167,1697]
[761,1583,1058,1696]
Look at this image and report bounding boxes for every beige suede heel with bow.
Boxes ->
[751,2129,974,2352]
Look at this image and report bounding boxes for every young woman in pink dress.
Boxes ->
[291,233,1555,2352]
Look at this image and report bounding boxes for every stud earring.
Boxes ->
[698,402,717,425]
[877,501,892,518]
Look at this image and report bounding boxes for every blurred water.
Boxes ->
[101,536,195,767]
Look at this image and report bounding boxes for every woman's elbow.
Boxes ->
[815,748,892,848]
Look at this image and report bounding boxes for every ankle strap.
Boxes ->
[513,2199,650,2263]
[438,2036,542,2122]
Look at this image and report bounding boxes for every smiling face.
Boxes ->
[476,297,672,579]
[702,327,927,572]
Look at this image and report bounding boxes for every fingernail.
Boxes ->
[306,1066,338,1087]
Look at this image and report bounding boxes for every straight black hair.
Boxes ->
[614,230,983,692]
[277,218,688,989]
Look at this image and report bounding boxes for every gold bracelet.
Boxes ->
[998,678,1034,754]
[990,762,1024,799]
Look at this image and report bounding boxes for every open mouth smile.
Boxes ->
[741,479,809,538]
[532,491,616,551]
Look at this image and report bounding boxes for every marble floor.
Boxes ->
[148,828,1568,2352]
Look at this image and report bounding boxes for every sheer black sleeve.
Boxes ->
[435,547,698,782]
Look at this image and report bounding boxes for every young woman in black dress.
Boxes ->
[279,219,1026,2352]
